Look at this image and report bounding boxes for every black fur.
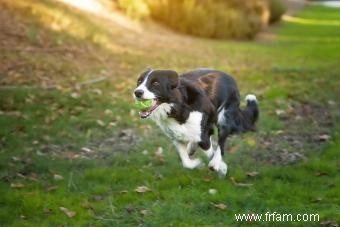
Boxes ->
[136,68,259,155]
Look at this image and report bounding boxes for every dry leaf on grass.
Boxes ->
[316,171,329,177]
[46,185,58,192]
[59,207,76,218]
[154,147,165,163]
[311,197,322,203]
[135,186,151,193]
[316,134,331,141]
[140,209,151,216]
[212,203,227,210]
[10,183,25,188]
[53,174,64,181]
[208,188,217,195]
[96,120,105,126]
[246,171,259,177]
[320,220,338,227]
[230,177,253,187]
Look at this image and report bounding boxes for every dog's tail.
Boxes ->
[240,94,259,131]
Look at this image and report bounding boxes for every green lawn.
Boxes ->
[0,3,339,226]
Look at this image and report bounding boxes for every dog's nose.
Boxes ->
[134,89,144,98]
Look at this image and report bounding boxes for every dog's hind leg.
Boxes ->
[174,141,202,169]
[208,124,229,176]
[208,146,227,176]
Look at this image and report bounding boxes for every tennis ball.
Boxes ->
[135,99,153,111]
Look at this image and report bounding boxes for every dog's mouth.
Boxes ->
[139,99,160,118]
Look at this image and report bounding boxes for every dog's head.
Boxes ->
[133,69,178,118]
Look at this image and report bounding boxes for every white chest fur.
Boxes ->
[150,103,203,142]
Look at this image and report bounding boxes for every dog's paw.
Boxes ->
[183,158,202,169]
[217,161,228,177]
[208,159,228,176]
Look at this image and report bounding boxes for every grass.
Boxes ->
[0,2,339,226]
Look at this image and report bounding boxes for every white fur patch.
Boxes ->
[150,103,173,122]
[134,70,156,100]
[174,142,201,169]
[203,141,215,160]
[151,107,203,143]
[217,108,225,125]
[209,147,228,176]
[245,94,257,102]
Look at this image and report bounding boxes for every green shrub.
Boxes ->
[114,0,285,39]
[146,0,268,39]
[267,0,286,23]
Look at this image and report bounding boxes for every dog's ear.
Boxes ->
[167,70,179,89]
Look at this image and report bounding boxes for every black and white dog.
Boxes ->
[133,68,259,176]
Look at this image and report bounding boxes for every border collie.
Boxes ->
[133,68,259,176]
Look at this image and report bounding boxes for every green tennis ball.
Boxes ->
[135,99,153,111]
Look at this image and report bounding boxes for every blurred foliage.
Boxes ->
[117,0,150,20]
[267,0,287,23]
[114,0,286,39]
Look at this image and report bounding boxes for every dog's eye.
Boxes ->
[137,79,142,85]
[152,81,159,86]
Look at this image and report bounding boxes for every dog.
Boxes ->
[133,68,259,176]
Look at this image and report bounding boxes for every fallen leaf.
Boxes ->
[135,186,151,193]
[245,137,256,146]
[316,134,331,142]
[327,100,335,106]
[130,109,136,117]
[228,145,239,154]
[27,173,39,181]
[246,171,259,177]
[0,111,22,117]
[275,109,286,116]
[81,201,93,210]
[96,120,105,126]
[203,176,213,182]
[91,88,102,95]
[320,220,338,227]
[47,185,58,192]
[311,197,322,203]
[230,177,253,187]
[36,150,46,156]
[70,92,80,99]
[154,147,164,163]
[212,203,227,210]
[59,207,76,218]
[81,147,93,153]
[54,174,64,181]
[125,206,135,214]
[316,171,329,177]
[104,109,113,115]
[12,156,21,162]
[92,195,104,201]
[140,209,151,216]
[43,208,53,215]
[10,183,25,188]
[208,188,217,195]
[16,173,26,179]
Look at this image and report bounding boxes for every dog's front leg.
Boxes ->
[188,142,198,156]
[174,141,202,169]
